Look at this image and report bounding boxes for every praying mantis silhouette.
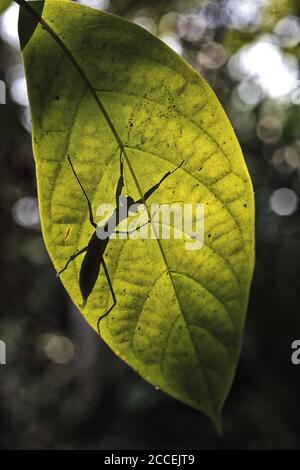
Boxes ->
[57,150,184,334]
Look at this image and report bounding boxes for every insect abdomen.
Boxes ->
[79,244,102,305]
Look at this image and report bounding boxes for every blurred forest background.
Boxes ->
[1,0,300,450]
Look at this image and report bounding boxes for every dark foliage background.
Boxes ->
[1,0,300,450]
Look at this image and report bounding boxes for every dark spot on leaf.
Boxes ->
[55,96,60,100]
[244,203,247,208]
[64,227,71,240]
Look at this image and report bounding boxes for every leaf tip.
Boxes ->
[213,415,223,437]
[206,407,223,436]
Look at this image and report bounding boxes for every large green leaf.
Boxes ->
[18,0,254,429]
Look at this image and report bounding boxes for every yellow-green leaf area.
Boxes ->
[19,0,255,429]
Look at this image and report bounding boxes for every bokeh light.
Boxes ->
[10,76,28,106]
[197,41,226,69]
[228,36,299,100]
[269,188,299,216]
[77,0,110,10]
[0,3,19,48]
[272,146,300,173]
[12,196,40,229]
[256,115,282,143]
[237,80,264,107]
[159,12,181,35]
[178,13,207,42]
[273,15,300,48]
[133,13,157,34]
[39,334,75,365]
[226,0,266,32]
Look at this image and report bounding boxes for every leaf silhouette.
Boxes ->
[18,0,255,430]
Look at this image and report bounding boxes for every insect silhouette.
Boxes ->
[57,151,184,334]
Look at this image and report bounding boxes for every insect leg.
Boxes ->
[97,257,117,334]
[114,217,151,235]
[135,160,184,205]
[56,246,88,276]
[115,148,124,207]
[67,156,97,228]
